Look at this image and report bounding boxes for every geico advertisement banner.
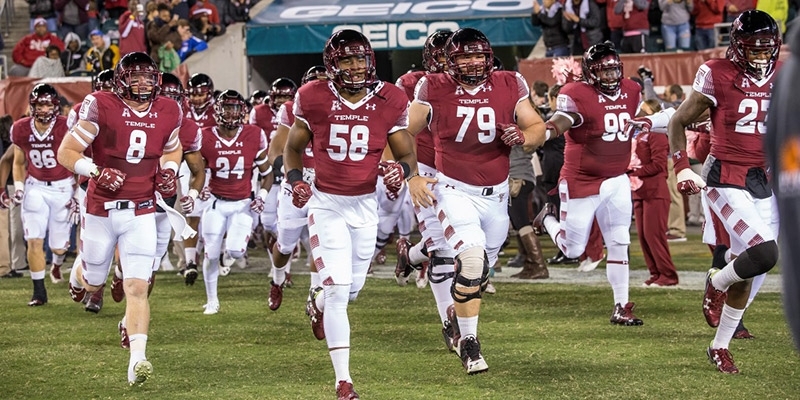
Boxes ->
[245,17,537,55]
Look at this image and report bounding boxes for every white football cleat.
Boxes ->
[203,301,220,315]
[128,360,153,386]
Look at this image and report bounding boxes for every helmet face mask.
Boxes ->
[269,78,297,111]
[582,43,623,95]
[323,30,377,93]
[446,28,494,86]
[160,72,184,103]
[29,84,60,124]
[187,73,215,113]
[114,52,161,103]
[423,30,452,73]
[728,10,781,80]
[214,90,247,130]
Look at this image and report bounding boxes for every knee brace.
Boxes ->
[733,240,779,279]
[428,252,455,284]
[451,247,489,303]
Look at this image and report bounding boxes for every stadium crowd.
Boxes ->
[0,0,791,397]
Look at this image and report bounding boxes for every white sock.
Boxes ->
[121,315,127,328]
[114,264,123,279]
[185,248,197,266]
[712,304,745,349]
[544,216,561,245]
[31,270,45,280]
[429,267,454,323]
[52,253,66,266]
[747,273,766,307]
[329,348,351,385]
[724,249,733,263]
[273,266,287,286]
[310,272,321,288]
[711,261,744,292]
[606,262,629,306]
[409,242,429,265]
[458,315,479,339]
[128,334,148,382]
[69,265,83,289]
[203,258,219,303]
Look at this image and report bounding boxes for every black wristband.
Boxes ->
[398,161,411,179]
[286,168,303,184]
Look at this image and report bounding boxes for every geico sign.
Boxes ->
[332,22,460,48]
[280,0,530,19]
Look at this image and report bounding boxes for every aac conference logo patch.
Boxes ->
[779,136,800,196]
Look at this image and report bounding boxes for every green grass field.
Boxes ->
[1,232,796,399]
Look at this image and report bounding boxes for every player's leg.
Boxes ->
[21,184,50,305]
[538,180,596,260]
[271,183,308,310]
[117,211,157,386]
[45,184,73,284]
[200,202,228,314]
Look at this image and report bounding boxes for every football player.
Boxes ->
[265,66,327,311]
[532,42,644,327]
[11,84,76,306]
[58,52,183,386]
[248,89,268,107]
[198,90,272,315]
[406,28,546,375]
[667,10,781,373]
[284,29,419,399]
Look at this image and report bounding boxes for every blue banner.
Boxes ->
[245,0,539,56]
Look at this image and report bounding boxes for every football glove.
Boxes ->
[66,197,81,225]
[92,167,126,191]
[498,123,525,146]
[676,168,706,195]
[291,181,312,208]
[155,166,178,197]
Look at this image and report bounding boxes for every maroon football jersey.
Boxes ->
[397,70,435,168]
[294,80,409,196]
[11,116,73,182]
[278,101,314,169]
[201,125,267,200]
[179,117,202,153]
[250,103,279,142]
[557,79,641,198]
[416,71,528,186]
[693,58,780,187]
[186,104,217,128]
[79,92,182,216]
[66,102,81,129]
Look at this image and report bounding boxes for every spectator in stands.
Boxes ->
[177,19,208,61]
[118,0,148,55]
[61,32,87,75]
[190,0,221,25]
[28,45,65,78]
[659,0,694,51]
[221,0,252,25]
[563,0,605,55]
[26,0,59,33]
[147,3,182,64]
[725,0,755,22]
[191,8,225,42]
[616,0,651,53]
[531,0,571,57]
[171,0,192,20]
[85,29,121,71]
[10,18,65,76]
[599,0,626,48]
[105,0,130,20]
[693,0,725,49]
[55,0,91,40]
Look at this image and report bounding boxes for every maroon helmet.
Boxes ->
[114,52,161,103]
[29,83,60,124]
[187,73,215,113]
[728,10,782,80]
[214,90,247,130]
[269,78,297,111]
[249,90,268,106]
[423,30,452,73]
[94,69,115,92]
[160,72,185,103]
[581,42,623,95]
[323,30,377,92]
[302,65,328,85]
[446,28,494,86]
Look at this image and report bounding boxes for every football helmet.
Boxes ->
[249,90,268,106]
[493,56,504,71]
[581,42,623,95]
[114,52,160,103]
[160,72,185,103]
[422,30,452,73]
[728,10,781,80]
[214,90,247,130]
[29,83,60,124]
[446,28,494,86]
[302,65,328,85]
[94,69,115,92]
[187,73,215,113]
[323,29,377,92]
[269,78,298,111]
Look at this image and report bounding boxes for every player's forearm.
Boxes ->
[667,116,689,153]
[11,162,26,184]
[283,146,303,172]
[185,152,206,192]
[160,147,183,172]
[522,124,546,152]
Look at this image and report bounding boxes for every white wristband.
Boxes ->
[13,181,24,192]
[74,158,99,178]
[187,188,199,200]
[646,107,677,130]
[162,161,180,174]
[258,188,269,202]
